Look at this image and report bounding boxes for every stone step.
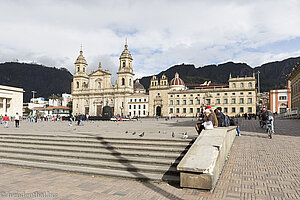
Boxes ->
[0,158,179,183]
[0,147,179,166]
[0,152,178,175]
[0,139,187,153]
[0,133,193,143]
[0,143,183,159]
[0,135,191,148]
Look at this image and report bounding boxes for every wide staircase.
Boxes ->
[0,134,194,184]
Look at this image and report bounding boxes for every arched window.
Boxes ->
[98,82,101,88]
[240,83,244,87]
[129,79,132,86]
[122,78,125,86]
[76,81,79,88]
[232,83,236,88]
[83,68,85,72]
[248,82,252,87]
[123,61,125,68]
[77,67,80,72]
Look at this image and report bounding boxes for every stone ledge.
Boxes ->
[177,127,236,190]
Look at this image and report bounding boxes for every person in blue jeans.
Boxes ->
[261,108,275,133]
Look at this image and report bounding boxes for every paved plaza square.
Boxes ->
[0,118,299,200]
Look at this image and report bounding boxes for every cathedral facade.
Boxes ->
[72,43,135,117]
[72,42,257,118]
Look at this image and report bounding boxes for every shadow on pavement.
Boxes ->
[77,132,186,200]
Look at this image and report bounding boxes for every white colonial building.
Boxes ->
[0,85,24,117]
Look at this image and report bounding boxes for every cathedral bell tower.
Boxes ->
[117,39,134,91]
[73,49,89,91]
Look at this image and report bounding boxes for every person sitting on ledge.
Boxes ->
[195,109,215,135]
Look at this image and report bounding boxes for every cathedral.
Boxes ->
[72,42,136,117]
[72,42,257,118]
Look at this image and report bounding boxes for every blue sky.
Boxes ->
[0,0,300,80]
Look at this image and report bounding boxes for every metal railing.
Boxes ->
[277,107,300,119]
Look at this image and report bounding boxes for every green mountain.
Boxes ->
[139,57,300,91]
[0,62,73,102]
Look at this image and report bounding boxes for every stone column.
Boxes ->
[3,98,6,114]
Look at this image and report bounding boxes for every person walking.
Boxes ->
[14,112,20,128]
[3,114,9,128]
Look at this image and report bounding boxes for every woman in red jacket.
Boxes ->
[3,114,9,128]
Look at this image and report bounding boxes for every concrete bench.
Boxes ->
[177,127,236,190]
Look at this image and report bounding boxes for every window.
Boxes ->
[248,92,252,95]
[144,99,147,102]
[76,81,79,88]
[170,95,173,97]
[176,108,180,113]
[134,105,136,109]
[240,92,243,95]
[123,61,125,68]
[197,100,200,104]
[129,79,132,86]
[248,82,252,87]
[183,100,186,105]
[177,95,179,97]
[232,98,236,104]
[183,108,186,113]
[225,93,228,95]
[130,99,132,102]
[143,111,145,115]
[158,93,160,96]
[248,107,252,113]
[248,98,252,104]
[83,68,85,72]
[240,83,244,87]
[143,105,146,109]
[197,94,200,96]
[224,99,228,104]
[77,67,80,72]
[122,78,125,86]
[138,105,141,109]
[135,99,137,102]
[170,108,173,113]
[279,96,287,100]
[232,107,236,113]
[206,99,211,105]
[134,111,136,115]
[232,83,236,88]
[232,93,235,95]
[183,95,186,97]
[216,99,220,104]
[129,112,131,116]
[224,107,228,113]
[139,99,141,102]
[177,100,180,105]
[170,100,173,105]
[190,108,193,113]
[240,107,244,113]
[217,93,220,96]
[190,94,193,97]
[197,108,200,113]
[190,100,193,105]
[129,105,131,109]
[240,98,244,104]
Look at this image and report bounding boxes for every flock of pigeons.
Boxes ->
[124,130,189,139]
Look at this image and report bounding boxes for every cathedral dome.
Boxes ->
[134,79,144,90]
[170,73,185,86]
[75,50,87,65]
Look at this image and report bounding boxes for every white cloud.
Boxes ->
[0,0,300,81]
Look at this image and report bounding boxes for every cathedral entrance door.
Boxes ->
[85,107,89,115]
[96,105,102,116]
[156,106,161,116]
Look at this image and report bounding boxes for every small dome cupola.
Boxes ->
[75,50,87,65]
[170,72,185,90]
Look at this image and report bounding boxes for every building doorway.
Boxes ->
[156,106,161,116]
[96,105,102,116]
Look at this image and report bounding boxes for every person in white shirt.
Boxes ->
[14,113,20,128]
